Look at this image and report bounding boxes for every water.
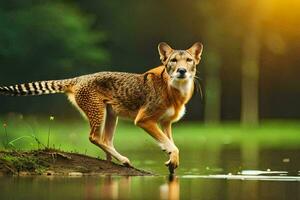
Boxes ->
[0,148,299,200]
[0,175,299,200]
[1,121,300,199]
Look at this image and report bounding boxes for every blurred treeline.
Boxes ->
[0,0,299,122]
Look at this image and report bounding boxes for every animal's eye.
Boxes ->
[170,58,177,63]
[187,58,193,62]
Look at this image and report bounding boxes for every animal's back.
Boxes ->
[72,71,153,119]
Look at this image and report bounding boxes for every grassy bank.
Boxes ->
[0,116,299,174]
[1,116,300,152]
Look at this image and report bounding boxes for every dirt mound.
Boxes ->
[0,149,152,176]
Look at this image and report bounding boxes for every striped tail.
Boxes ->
[0,79,73,96]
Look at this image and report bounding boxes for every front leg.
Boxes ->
[161,121,173,142]
[136,119,179,174]
[161,121,179,173]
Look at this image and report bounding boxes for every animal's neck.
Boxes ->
[168,78,194,105]
[147,66,194,106]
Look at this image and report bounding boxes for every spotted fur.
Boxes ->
[0,42,203,174]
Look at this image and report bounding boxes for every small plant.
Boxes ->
[3,123,8,149]
[7,134,45,150]
[47,116,55,149]
[8,136,33,149]
[31,134,46,149]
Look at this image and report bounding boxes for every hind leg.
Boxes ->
[75,90,130,165]
[100,105,132,166]
[102,104,117,161]
[88,106,130,165]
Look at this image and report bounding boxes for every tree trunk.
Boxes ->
[204,50,221,124]
[241,1,261,126]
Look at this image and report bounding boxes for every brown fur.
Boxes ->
[0,42,203,173]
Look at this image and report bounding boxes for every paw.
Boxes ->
[165,151,179,174]
[165,159,178,174]
[120,157,133,168]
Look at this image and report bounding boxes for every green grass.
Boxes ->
[1,116,299,174]
[174,121,300,148]
[1,154,47,174]
[1,116,299,154]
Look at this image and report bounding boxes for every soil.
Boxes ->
[0,149,152,176]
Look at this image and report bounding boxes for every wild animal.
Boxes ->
[0,42,203,174]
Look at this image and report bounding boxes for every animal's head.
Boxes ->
[158,42,203,82]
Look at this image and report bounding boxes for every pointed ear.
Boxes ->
[158,42,174,65]
[187,42,203,64]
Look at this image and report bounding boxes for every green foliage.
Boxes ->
[0,1,108,82]
[0,0,299,119]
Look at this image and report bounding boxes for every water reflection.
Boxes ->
[84,176,131,200]
[0,175,299,200]
[82,175,181,200]
[99,176,119,200]
[1,144,299,200]
[160,175,180,200]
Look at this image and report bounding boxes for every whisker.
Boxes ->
[193,78,204,101]
[194,75,203,81]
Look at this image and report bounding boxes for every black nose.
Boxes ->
[177,68,187,75]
